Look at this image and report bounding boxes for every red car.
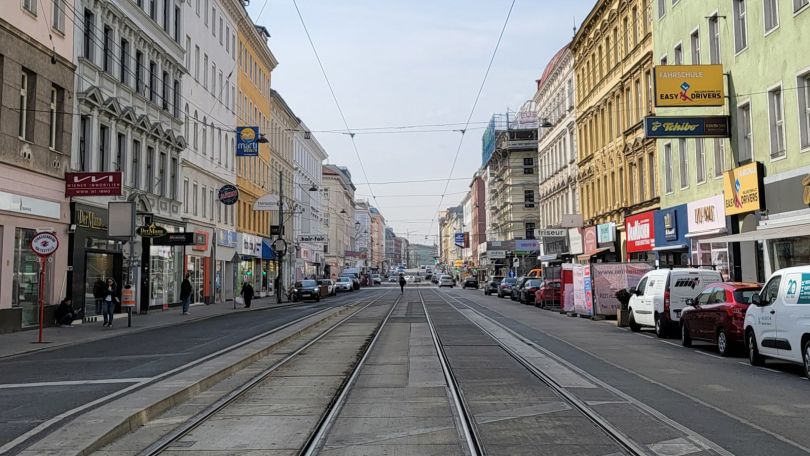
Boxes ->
[680,282,762,356]
[534,280,561,308]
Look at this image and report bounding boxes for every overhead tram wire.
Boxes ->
[428,0,517,237]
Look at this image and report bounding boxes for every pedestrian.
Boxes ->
[92,278,106,315]
[241,281,254,308]
[180,272,193,315]
[398,273,406,294]
[102,278,117,328]
[54,297,74,327]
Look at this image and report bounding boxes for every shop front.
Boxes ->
[69,203,124,318]
[653,205,689,267]
[237,233,262,294]
[577,226,613,263]
[216,229,238,303]
[262,238,276,296]
[185,225,213,304]
[687,194,731,280]
[625,210,656,263]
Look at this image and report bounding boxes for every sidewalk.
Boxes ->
[0,297,291,360]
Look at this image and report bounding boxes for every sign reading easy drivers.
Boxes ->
[644,116,731,138]
[653,64,725,107]
[236,126,259,156]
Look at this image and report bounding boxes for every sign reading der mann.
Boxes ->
[654,65,725,107]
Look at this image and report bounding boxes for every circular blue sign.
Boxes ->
[218,185,239,205]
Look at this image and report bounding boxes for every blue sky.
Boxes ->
[247,0,594,243]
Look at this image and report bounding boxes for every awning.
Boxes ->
[262,239,276,260]
[653,244,688,252]
[685,228,727,238]
[577,246,612,261]
[709,223,810,243]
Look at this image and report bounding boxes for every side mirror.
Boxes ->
[686,298,695,307]
[751,292,762,306]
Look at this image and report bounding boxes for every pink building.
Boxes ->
[470,172,487,271]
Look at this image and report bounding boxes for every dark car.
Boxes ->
[484,276,504,295]
[291,280,321,302]
[519,279,543,304]
[534,279,561,308]
[462,277,479,289]
[680,282,762,356]
[510,277,530,301]
[497,278,518,298]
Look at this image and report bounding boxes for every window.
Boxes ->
[173,79,180,117]
[674,44,683,64]
[714,139,726,177]
[132,140,141,188]
[211,7,216,35]
[690,30,700,64]
[800,73,810,149]
[638,158,646,201]
[18,71,33,140]
[635,79,642,121]
[695,139,705,183]
[209,189,214,221]
[135,51,144,94]
[764,0,779,32]
[194,46,200,80]
[203,54,208,89]
[99,125,109,172]
[525,222,536,240]
[219,17,223,45]
[648,152,656,198]
[79,116,90,171]
[162,0,169,31]
[183,179,189,212]
[658,0,666,18]
[733,0,748,52]
[623,17,629,55]
[524,190,535,208]
[174,6,181,42]
[149,61,157,102]
[103,25,112,72]
[83,9,94,61]
[22,0,36,15]
[52,0,65,32]
[664,143,673,193]
[119,38,130,85]
[48,87,58,149]
[193,182,198,216]
[738,103,753,162]
[202,186,207,218]
[162,71,169,110]
[678,139,688,188]
[760,276,781,305]
[146,146,154,192]
[709,15,721,64]
[796,0,810,12]
[116,133,126,174]
[158,151,166,196]
[632,7,638,46]
[149,0,156,20]
[613,28,619,65]
[768,87,785,158]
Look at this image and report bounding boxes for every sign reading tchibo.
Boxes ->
[654,65,724,107]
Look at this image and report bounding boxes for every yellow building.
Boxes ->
[236,18,278,293]
[572,0,658,261]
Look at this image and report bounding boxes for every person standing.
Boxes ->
[398,274,406,294]
[241,281,254,308]
[180,272,193,315]
[102,278,117,328]
[92,278,106,315]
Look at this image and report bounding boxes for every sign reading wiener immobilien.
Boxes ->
[65,172,123,196]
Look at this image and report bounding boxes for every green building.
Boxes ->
[653,0,810,281]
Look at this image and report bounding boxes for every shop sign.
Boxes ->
[762,171,810,216]
[568,228,583,255]
[538,229,567,238]
[65,172,123,196]
[662,210,678,241]
[0,191,60,220]
[644,116,731,138]
[583,226,598,255]
[297,234,327,243]
[238,233,262,257]
[152,232,195,246]
[544,235,569,255]
[217,229,237,248]
[75,207,107,231]
[687,194,726,233]
[597,223,615,244]
[488,250,506,259]
[454,260,463,268]
[723,162,763,216]
[136,223,168,238]
[218,185,239,205]
[193,231,208,251]
[236,126,259,156]
[454,232,465,248]
[30,232,59,257]
[515,239,539,252]
[653,64,725,107]
[625,211,655,252]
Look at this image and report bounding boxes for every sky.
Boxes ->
[246,0,595,245]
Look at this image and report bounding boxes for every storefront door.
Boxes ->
[13,228,48,326]
[187,256,205,303]
[84,252,117,316]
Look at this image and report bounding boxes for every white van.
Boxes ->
[628,268,723,338]
[744,267,810,378]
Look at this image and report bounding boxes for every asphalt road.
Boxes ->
[437,286,810,456]
[0,289,377,450]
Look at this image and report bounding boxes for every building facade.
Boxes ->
[469,171,487,274]
[369,207,385,272]
[0,1,75,331]
[322,164,355,278]
[439,206,463,269]
[572,0,658,262]
[292,121,326,281]
[353,200,371,270]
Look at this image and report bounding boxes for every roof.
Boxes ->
[536,44,569,91]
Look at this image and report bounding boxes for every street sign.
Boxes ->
[488,250,506,259]
[236,126,259,156]
[644,116,731,138]
[65,172,123,196]
[454,232,465,248]
[30,232,58,257]
[513,258,520,267]
[136,223,168,238]
[152,232,195,246]
[297,234,326,243]
[218,184,239,205]
[272,238,288,256]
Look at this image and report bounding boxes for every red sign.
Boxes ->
[30,232,59,257]
[65,172,123,196]
[193,231,208,251]
[625,211,656,253]
[583,226,598,255]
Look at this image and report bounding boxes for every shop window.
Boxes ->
[13,228,48,326]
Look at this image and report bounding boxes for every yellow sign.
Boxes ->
[454,260,463,267]
[723,163,762,216]
[654,65,725,107]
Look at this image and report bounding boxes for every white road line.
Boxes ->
[693,350,723,360]
[0,378,152,389]
[659,340,682,348]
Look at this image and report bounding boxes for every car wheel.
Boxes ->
[747,331,765,366]
[629,312,641,332]
[681,322,692,347]
[654,315,667,338]
[803,340,810,379]
[717,329,731,357]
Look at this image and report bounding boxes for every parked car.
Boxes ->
[484,276,504,295]
[336,277,354,292]
[519,279,543,304]
[511,277,529,301]
[413,275,422,283]
[497,278,518,298]
[628,268,723,337]
[388,276,398,283]
[372,274,382,285]
[535,279,561,308]
[290,280,321,302]
[438,275,455,288]
[431,275,439,284]
[318,279,336,296]
[462,277,479,289]
[680,282,761,356]
[745,267,810,378]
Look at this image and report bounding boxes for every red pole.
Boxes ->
[38,257,46,343]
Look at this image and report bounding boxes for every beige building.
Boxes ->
[438,207,463,268]
[321,165,355,278]
[572,0,658,261]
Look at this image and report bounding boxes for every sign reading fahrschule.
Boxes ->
[654,64,725,107]
[644,116,731,139]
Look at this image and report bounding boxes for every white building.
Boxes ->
[71,0,186,313]
[180,0,239,304]
[293,121,327,280]
[322,165,355,277]
[354,200,371,269]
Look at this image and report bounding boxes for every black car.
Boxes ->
[291,280,321,302]
[484,277,504,295]
[497,278,518,298]
[462,277,479,289]
[518,279,543,304]
[510,277,530,301]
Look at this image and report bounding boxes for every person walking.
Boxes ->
[241,281,254,308]
[398,273,406,294]
[180,272,193,315]
[102,278,117,328]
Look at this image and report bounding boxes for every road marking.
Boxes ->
[660,340,682,348]
[693,350,723,360]
[0,378,151,389]
[649,437,703,456]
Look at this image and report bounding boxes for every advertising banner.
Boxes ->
[236,126,259,156]
[653,64,725,107]
[65,171,123,196]
[583,226,598,255]
[572,264,593,316]
[515,239,539,252]
[454,232,465,248]
[723,162,763,216]
[644,116,731,138]
[562,264,575,312]
[591,263,654,316]
[597,222,615,244]
[687,194,726,234]
[569,228,583,255]
[625,211,656,253]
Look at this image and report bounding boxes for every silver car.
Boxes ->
[438,275,455,288]
[335,277,353,291]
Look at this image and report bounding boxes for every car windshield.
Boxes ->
[301,280,317,287]
[503,278,517,285]
[733,288,760,304]
[526,279,542,287]
[338,278,351,283]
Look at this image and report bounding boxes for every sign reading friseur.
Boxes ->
[653,64,725,107]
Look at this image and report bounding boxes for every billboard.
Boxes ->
[644,116,731,138]
[625,211,655,253]
[236,126,259,156]
[654,64,724,107]
[723,162,763,216]
[65,172,123,196]
[591,263,654,316]
[572,264,593,317]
